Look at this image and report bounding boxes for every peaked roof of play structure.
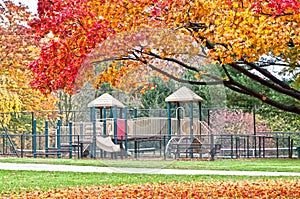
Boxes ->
[165,86,204,103]
[88,93,125,108]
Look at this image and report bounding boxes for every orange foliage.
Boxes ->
[29,0,300,94]
[0,1,57,124]
[2,180,300,198]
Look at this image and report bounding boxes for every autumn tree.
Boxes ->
[0,1,56,125]
[29,0,300,114]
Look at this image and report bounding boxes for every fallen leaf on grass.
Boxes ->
[1,179,300,199]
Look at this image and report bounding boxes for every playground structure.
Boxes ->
[0,87,299,159]
[59,87,214,159]
[58,116,213,158]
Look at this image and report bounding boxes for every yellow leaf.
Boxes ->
[233,2,239,8]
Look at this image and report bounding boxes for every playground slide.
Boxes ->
[96,136,120,152]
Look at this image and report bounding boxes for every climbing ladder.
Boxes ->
[165,121,221,159]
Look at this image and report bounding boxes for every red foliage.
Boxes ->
[250,0,299,14]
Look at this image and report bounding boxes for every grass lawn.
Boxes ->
[1,158,300,194]
[0,157,300,172]
[1,170,300,194]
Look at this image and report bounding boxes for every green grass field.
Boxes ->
[1,170,299,194]
[1,158,300,194]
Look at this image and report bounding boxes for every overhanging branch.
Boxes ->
[144,61,224,86]
[243,60,297,91]
[227,80,300,114]
[229,62,300,99]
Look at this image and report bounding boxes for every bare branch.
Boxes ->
[139,60,225,86]
[227,80,300,114]
[243,60,296,91]
[229,62,300,99]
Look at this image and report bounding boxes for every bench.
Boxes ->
[17,148,75,158]
[128,148,156,157]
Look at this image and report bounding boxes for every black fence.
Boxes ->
[0,134,82,159]
[214,134,295,159]
[1,133,299,160]
[0,107,298,160]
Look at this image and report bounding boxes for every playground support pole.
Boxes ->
[133,107,137,158]
[103,107,107,136]
[103,107,107,158]
[79,122,83,141]
[33,119,37,158]
[133,107,137,138]
[110,108,113,118]
[57,119,61,158]
[124,107,128,158]
[98,107,103,158]
[167,102,171,141]
[69,121,73,159]
[119,108,123,119]
[45,120,49,158]
[198,102,202,136]
[113,105,118,144]
[90,106,95,122]
[113,105,118,159]
[134,107,137,119]
[91,107,96,159]
[176,102,180,136]
[99,108,103,119]
[189,102,193,158]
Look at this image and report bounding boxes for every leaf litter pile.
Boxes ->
[2,179,300,198]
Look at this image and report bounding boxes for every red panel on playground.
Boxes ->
[117,119,126,140]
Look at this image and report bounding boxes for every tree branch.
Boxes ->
[243,60,297,91]
[227,80,300,114]
[144,50,202,73]
[229,62,300,99]
[88,47,300,114]
[142,61,224,86]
